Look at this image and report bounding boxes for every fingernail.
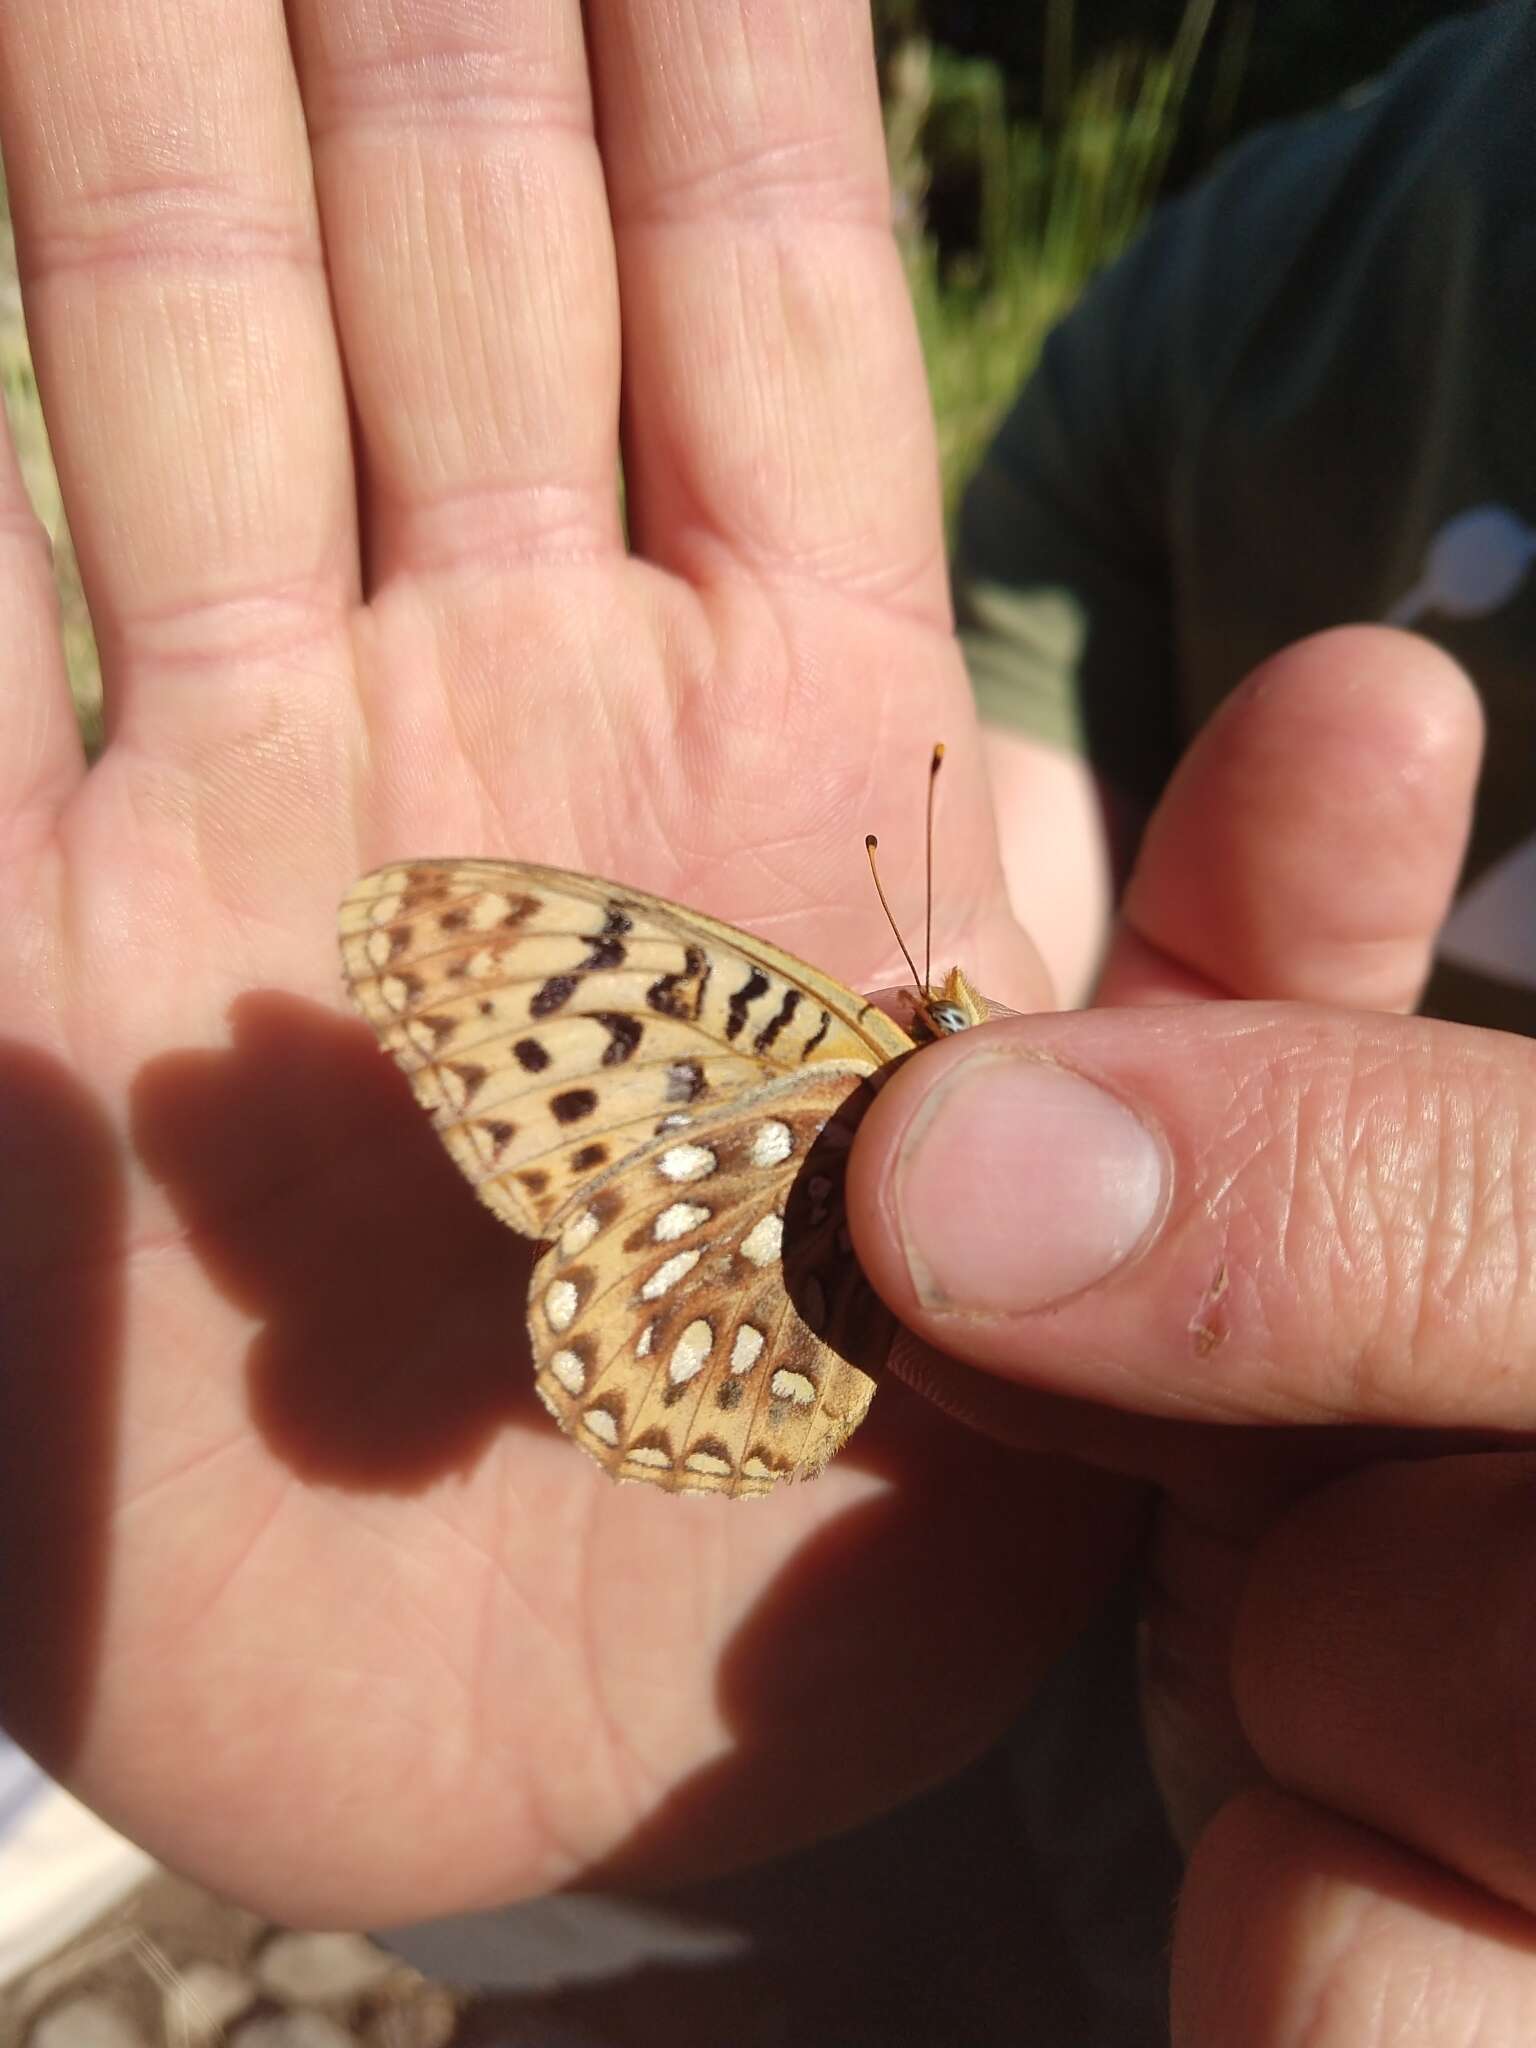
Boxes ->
[892,1052,1166,1314]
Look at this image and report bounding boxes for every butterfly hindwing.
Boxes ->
[529,1067,893,1497]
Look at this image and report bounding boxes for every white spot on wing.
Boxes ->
[654,1201,710,1243]
[731,1326,765,1376]
[771,1369,816,1406]
[686,1449,733,1477]
[636,1322,655,1358]
[469,892,515,930]
[751,1120,794,1168]
[627,1444,672,1469]
[380,974,412,1013]
[583,1408,620,1446]
[549,1349,586,1395]
[368,891,404,925]
[742,1455,775,1480]
[641,1248,702,1300]
[544,1279,579,1331]
[659,1143,717,1181]
[670,1320,715,1384]
[560,1208,601,1256]
[740,1214,784,1267]
[365,929,393,970]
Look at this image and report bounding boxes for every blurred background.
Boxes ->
[0,0,1490,762]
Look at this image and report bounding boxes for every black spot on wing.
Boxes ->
[531,974,579,1016]
[647,944,710,1020]
[752,987,801,1054]
[552,1087,599,1124]
[800,1010,831,1060]
[580,907,633,973]
[594,1013,643,1065]
[726,968,771,1041]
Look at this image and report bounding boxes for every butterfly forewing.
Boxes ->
[531,1067,893,1497]
[339,861,913,1238]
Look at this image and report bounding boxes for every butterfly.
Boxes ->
[338,823,981,1498]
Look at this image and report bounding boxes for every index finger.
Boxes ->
[586,0,949,623]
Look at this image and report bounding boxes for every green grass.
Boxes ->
[900,2,1214,520]
[0,207,101,751]
[0,7,1204,749]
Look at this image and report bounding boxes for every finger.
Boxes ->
[288,2,624,579]
[1100,627,1483,1009]
[587,0,948,621]
[1173,1788,1536,2046]
[847,1002,1536,1430]
[0,2,357,745]
[0,386,83,823]
[982,724,1111,1007]
[1234,1453,1536,1915]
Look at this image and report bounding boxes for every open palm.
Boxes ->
[0,2,1130,1923]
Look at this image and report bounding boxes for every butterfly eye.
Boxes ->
[928,1001,970,1035]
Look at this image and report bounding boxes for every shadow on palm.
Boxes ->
[0,995,1130,1911]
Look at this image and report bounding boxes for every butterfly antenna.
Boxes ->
[865,834,925,994]
[925,742,944,994]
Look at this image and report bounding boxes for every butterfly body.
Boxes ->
[339,858,976,1498]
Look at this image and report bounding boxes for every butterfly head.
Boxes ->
[909,966,985,1043]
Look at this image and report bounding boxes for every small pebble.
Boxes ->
[231,2010,355,2048]
[29,1993,144,2048]
[163,1960,255,2042]
[255,1931,398,2004]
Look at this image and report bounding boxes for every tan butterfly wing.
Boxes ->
[338,860,915,1496]
[339,860,914,1236]
[530,1067,893,1496]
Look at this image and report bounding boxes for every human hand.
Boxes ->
[851,627,1536,2039]
[0,0,1137,1925]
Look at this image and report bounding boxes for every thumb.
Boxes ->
[846,1000,1536,1434]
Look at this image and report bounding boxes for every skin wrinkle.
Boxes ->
[383,487,621,579]
[108,582,346,675]
[609,133,891,233]
[135,1465,296,1649]
[305,77,592,147]
[16,199,320,289]
[113,1428,252,1522]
